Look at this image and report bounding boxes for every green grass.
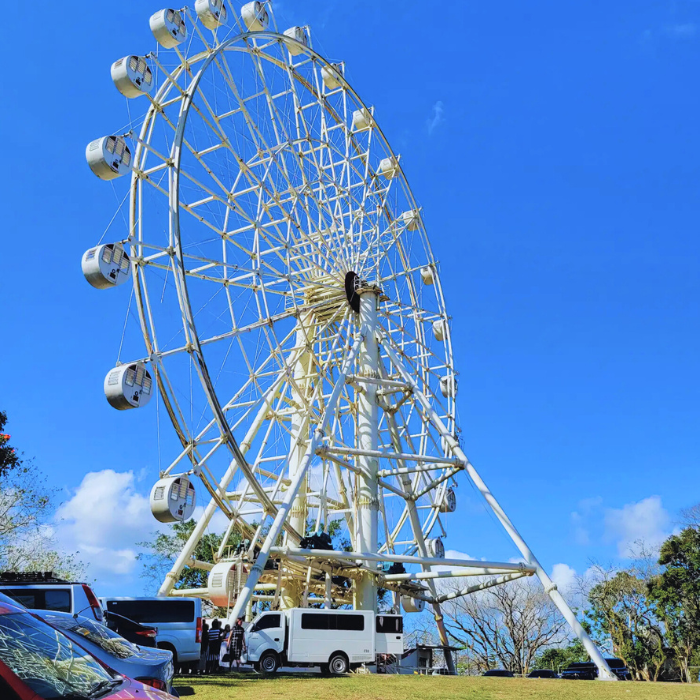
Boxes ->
[174,673,699,700]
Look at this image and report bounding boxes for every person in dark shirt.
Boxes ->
[199,622,209,674]
[207,619,222,673]
[227,617,247,670]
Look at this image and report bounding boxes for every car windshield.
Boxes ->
[46,614,140,660]
[0,612,118,699]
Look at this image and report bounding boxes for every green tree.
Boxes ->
[138,520,243,593]
[586,570,665,681]
[0,411,20,477]
[648,528,700,683]
[0,411,84,579]
[533,638,588,672]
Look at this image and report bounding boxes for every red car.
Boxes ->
[0,596,176,700]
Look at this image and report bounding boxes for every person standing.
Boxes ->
[207,619,222,674]
[226,617,247,671]
[198,622,209,675]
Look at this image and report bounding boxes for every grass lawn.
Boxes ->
[174,673,699,699]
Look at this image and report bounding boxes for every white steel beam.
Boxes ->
[378,332,617,681]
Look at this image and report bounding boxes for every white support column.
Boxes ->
[281,317,313,609]
[378,333,617,682]
[355,289,380,611]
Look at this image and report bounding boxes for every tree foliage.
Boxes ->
[442,577,567,675]
[533,638,589,672]
[586,569,665,681]
[0,411,84,580]
[0,412,20,478]
[648,527,700,683]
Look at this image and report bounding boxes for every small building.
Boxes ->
[378,644,459,675]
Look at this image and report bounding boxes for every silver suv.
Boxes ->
[0,572,104,622]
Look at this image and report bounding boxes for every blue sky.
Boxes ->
[1,0,699,597]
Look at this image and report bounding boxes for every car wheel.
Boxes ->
[260,651,279,674]
[328,652,349,675]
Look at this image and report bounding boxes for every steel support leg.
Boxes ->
[379,333,617,681]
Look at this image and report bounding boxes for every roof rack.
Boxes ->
[0,571,72,584]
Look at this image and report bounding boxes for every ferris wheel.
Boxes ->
[83,1,615,679]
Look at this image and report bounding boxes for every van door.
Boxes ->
[247,613,284,662]
[375,614,403,655]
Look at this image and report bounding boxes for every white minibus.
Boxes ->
[100,596,202,671]
[245,608,403,674]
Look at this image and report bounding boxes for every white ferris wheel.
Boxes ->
[83,1,614,678]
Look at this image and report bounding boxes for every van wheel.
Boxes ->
[328,652,349,675]
[260,651,279,674]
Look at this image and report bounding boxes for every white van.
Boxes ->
[100,597,202,671]
[246,608,403,675]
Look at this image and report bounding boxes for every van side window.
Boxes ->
[253,614,281,631]
[44,590,71,613]
[376,616,403,634]
[106,600,195,623]
[301,613,364,631]
[1,589,70,613]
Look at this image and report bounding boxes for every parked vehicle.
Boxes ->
[482,669,515,677]
[0,571,103,621]
[36,610,176,694]
[245,608,404,675]
[100,596,202,670]
[0,596,176,699]
[527,669,559,678]
[105,609,158,648]
[561,658,631,680]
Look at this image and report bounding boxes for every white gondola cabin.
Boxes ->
[352,108,372,132]
[111,56,153,98]
[378,156,399,179]
[282,26,308,55]
[420,266,434,285]
[440,375,457,399]
[208,562,241,607]
[150,476,196,523]
[440,487,457,513]
[426,537,445,559]
[82,243,132,289]
[195,0,227,30]
[86,136,132,181]
[400,209,421,231]
[104,363,153,410]
[432,319,445,342]
[401,595,425,613]
[321,63,343,90]
[150,9,187,48]
[241,1,269,31]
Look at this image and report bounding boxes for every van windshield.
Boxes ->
[106,599,195,623]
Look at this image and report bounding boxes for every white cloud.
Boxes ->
[551,563,577,594]
[603,495,671,558]
[55,470,156,579]
[426,101,445,135]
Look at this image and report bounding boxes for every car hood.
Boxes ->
[107,677,176,699]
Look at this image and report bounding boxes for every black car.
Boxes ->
[561,658,631,681]
[482,669,514,677]
[105,610,157,648]
[527,669,559,679]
